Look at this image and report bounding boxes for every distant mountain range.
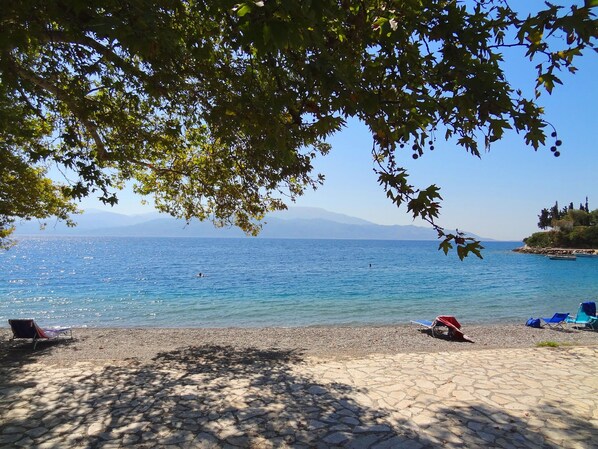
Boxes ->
[13,207,489,241]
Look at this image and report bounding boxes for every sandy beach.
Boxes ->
[1,325,597,448]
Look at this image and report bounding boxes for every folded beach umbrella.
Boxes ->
[411,315,474,342]
[433,316,474,343]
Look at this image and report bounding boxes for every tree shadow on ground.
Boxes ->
[0,344,595,448]
[407,402,595,448]
[0,331,76,365]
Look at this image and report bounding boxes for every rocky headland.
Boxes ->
[513,245,598,256]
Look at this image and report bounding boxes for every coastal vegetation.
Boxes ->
[524,199,598,249]
[535,341,576,348]
[1,1,597,258]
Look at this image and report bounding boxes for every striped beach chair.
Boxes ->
[8,319,73,349]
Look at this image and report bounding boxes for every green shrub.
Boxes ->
[558,226,598,248]
[524,227,598,249]
[524,206,598,249]
[536,341,560,348]
[536,341,576,348]
[524,231,555,248]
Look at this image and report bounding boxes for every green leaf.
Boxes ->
[236,4,252,17]
[263,24,272,44]
[439,240,453,256]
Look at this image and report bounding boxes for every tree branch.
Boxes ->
[43,30,149,84]
[6,54,108,160]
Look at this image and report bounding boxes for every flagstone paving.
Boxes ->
[1,345,596,448]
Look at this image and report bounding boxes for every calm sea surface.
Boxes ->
[1,237,596,328]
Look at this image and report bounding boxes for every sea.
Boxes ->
[1,237,596,328]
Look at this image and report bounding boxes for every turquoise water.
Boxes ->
[1,237,597,327]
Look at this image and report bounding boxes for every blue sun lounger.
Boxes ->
[565,302,596,327]
[411,319,434,328]
[541,313,569,329]
[411,319,440,337]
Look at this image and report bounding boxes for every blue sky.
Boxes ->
[77,4,598,241]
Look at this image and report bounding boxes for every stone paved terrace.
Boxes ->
[1,345,597,448]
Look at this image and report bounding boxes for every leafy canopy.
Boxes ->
[1,0,596,257]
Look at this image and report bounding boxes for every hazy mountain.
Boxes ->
[267,207,371,225]
[259,217,442,240]
[13,207,489,240]
[13,209,162,234]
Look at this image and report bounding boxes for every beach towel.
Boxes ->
[581,302,596,317]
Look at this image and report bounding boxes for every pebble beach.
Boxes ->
[1,324,597,448]
[2,323,598,362]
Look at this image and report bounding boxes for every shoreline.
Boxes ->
[513,245,598,256]
[2,324,597,363]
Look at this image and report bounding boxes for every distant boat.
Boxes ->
[548,255,576,261]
